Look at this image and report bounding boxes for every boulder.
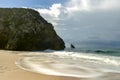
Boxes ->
[0,8,65,51]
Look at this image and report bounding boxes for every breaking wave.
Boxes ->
[16,51,120,78]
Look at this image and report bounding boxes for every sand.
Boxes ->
[0,51,80,80]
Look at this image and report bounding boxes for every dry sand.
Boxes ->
[0,51,80,80]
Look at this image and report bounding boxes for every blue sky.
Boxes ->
[0,0,65,8]
[0,0,120,48]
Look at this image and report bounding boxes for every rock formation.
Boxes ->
[0,8,65,51]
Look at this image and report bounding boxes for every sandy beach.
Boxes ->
[0,50,80,80]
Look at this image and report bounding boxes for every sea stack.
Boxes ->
[71,44,75,49]
[0,8,65,51]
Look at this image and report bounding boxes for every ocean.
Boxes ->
[16,48,120,80]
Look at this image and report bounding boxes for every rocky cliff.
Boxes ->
[0,8,65,51]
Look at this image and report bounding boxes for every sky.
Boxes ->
[0,0,120,48]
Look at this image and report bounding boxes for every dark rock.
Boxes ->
[0,8,65,51]
[71,44,75,48]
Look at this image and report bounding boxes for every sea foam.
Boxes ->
[16,51,120,78]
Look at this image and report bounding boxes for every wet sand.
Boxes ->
[0,51,80,80]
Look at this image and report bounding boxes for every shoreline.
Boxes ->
[0,51,80,80]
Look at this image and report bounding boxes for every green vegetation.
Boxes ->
[0,8,65,51]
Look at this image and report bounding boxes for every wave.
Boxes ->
[65,48,120,56]
[16,51,120,78]
[48,51,120,66]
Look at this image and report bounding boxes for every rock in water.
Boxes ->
[0,8,65,51]
[71,44,75,48]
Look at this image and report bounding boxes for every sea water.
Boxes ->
[16,48,120,80]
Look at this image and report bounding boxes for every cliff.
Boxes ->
[0,8,65,51]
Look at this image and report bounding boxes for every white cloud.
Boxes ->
[36,3,62,18]
[35,0,120,21]
[66,0,91,12]
[35,3,63,26]
[36,0,120,21]
[34,0,120,45]
[66,0,120,13]
[101,0,120,9]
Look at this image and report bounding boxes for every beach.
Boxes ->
[0,50,120,80]
[0,50,79,80]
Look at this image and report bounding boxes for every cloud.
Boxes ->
[35,0,120,47]
[35,0,120,23]
[65,0,120,14]
[35,3,63,25]
[36,3,62,18]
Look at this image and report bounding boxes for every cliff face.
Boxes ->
[0,8,65,51]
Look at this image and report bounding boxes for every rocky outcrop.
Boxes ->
[0,8,65,51]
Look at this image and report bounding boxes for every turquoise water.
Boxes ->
[65,48,120,57]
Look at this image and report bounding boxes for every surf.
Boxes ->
[16,50,120,78]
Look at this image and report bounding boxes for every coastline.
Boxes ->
[0,50,80,80]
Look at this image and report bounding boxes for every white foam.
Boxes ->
[16,51,120,78]
[51,51,120,66]
[16,57,103,78]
